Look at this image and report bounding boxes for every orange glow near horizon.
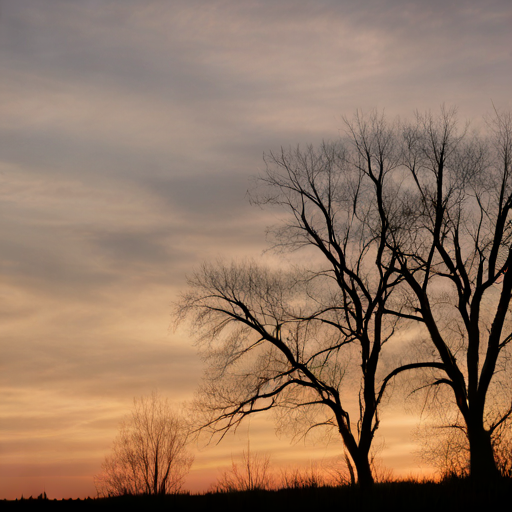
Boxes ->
[1,411,438,500]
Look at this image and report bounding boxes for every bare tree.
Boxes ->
[94,392,194,496]
[388,106,512,482]
[177,106,512,486]
[212,443,272,492]
[177,126,409,488]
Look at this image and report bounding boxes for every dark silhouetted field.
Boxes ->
[4,478,512,511]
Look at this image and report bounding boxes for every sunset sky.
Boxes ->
[1,0,511,499]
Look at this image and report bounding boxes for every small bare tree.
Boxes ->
[212,443,272,492]
[94,392,193,497]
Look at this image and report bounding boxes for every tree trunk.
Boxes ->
[352,451,374,489]
[338,425,375,488]
[467,420,500,483]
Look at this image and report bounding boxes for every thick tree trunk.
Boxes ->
[467,420,500,483]
[338,425,375,488]
[353,452,374,489]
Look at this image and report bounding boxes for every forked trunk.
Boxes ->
[339,428,375,489]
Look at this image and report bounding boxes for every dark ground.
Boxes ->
[3,478,511,511]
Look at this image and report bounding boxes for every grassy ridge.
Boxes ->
[4,478,512,511]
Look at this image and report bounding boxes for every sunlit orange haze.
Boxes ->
[1,0,511,499]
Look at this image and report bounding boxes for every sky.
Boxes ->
[1,0,511,499]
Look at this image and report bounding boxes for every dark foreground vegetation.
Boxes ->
[4,478,512,511]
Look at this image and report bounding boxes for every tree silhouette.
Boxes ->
[177,106,512,485]
[94,392,193,496]
[390,106,512,482]
[177,134,406,488]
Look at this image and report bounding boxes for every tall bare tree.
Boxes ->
[94,392,194,496]
[177,106,512,486]
[177,122,411,488]
[389,106,512,481]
